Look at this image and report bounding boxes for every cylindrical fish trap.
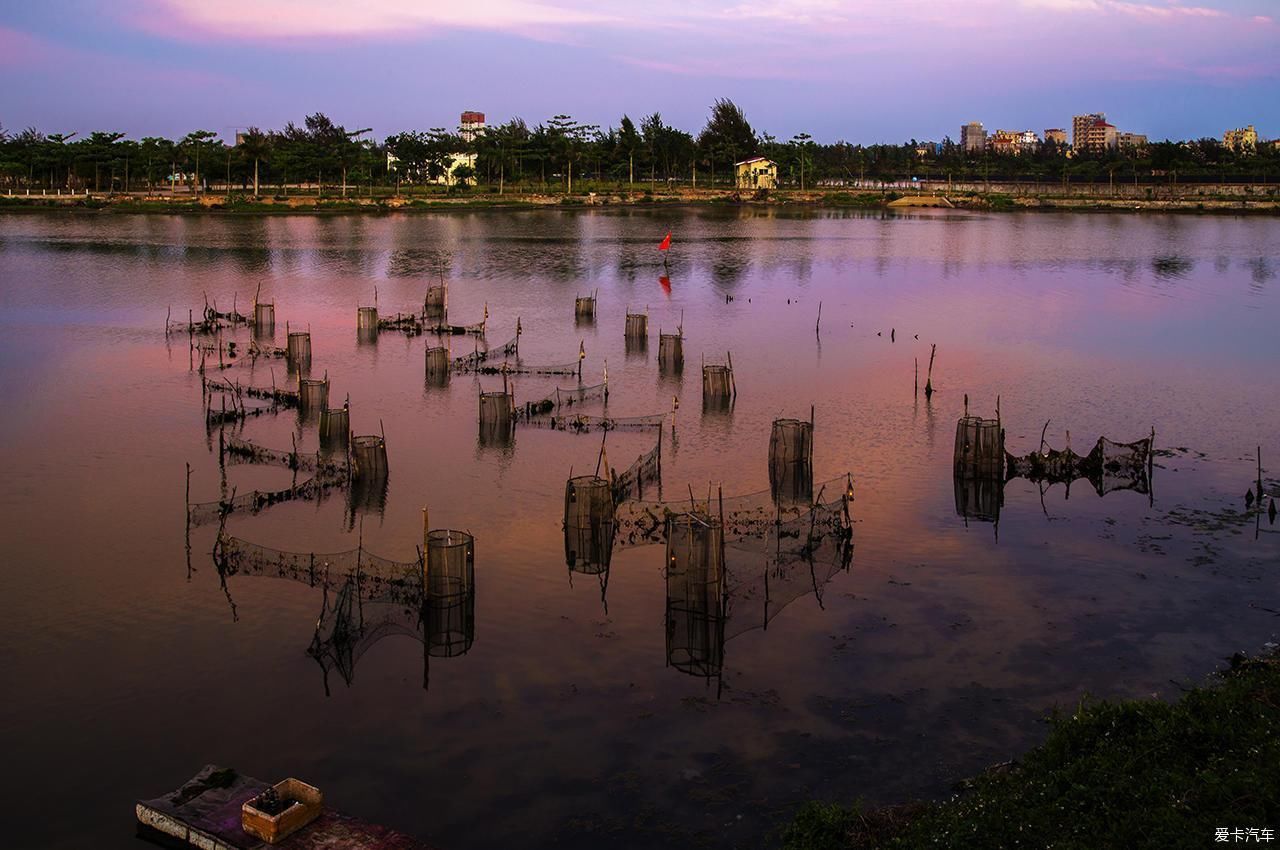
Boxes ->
[286,331,311,370]
[425,285,447,319]
[624,313,648,340]
[564,475,616,574]
[954,473,1002,524]
[425,346,450,385]
[665,512,726,679]
[350,434,388,481]
[298,378,329,414]
[658,333,684,374]
[357,306,378,329]
[478,391,513,431]
[702,364,733,401]
[319,406,349,449]
[575,296,595,320]
[769,418,814,505]
[347,473,389,518]
[425,529,475,657]
[254,302,274,331]
[953,416,1004,478]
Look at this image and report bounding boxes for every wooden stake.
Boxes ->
[1259,446,1264,504]
[815,301,822,336]
[924,343,937,398]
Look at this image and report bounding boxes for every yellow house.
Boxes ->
[735,157,777,190]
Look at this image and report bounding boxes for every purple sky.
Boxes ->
[2,0,1277,144]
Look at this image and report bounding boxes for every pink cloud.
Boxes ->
[0,26,45,65]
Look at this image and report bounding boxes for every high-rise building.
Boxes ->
[961,121,987,153]
[1223,125,1258,154]
[460,111,486,143]
[1045,129,1068,147]
[1073,113,1118,152]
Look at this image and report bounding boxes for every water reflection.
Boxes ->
[214,526,476,696]
[952,409,1154,530]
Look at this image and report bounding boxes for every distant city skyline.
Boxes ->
[1,0,1277,144]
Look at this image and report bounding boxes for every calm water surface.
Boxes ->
[1,208,1277,849]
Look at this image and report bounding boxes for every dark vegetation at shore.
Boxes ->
[781,649,1280,849]
[3,99,1278,200]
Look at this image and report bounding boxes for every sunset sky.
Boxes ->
[2,0,1276,143]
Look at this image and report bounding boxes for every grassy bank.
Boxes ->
[782,650,1280,849]
[4,188,1276,216]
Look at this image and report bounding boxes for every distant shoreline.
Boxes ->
[2,188,1277,216]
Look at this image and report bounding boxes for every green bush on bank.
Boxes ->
[782,651,1280,849]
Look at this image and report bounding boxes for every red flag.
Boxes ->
[658,232,671,252]
[659,275,671,295]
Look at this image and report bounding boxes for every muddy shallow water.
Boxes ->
[1,207,1277,849]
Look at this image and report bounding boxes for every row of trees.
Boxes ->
[2,100,1277,195]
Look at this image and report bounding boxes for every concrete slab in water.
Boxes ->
[136,764,432,850]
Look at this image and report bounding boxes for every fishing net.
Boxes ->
[187,473,346,527]
[610,429,663,504]
[188,437,351,526]
[616,474,854,548]
[468,358,583,377]
[309,584,425,690]
[552,381,609,409]
[520,411,666,432]
[223,435,347,475]
[1005,433,1153,498]
[167,304,251,336]
[377,311,429,335]
[662,488,853,678]
[720,496,853,642]
[452,336,519,372]
[428,317,486,336]
[216,532,420,594]
[202,376,300,409]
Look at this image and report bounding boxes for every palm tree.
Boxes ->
[237,128,270,197]
[181,130,218,195]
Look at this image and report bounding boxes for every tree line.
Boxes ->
[2,99,1277,196]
